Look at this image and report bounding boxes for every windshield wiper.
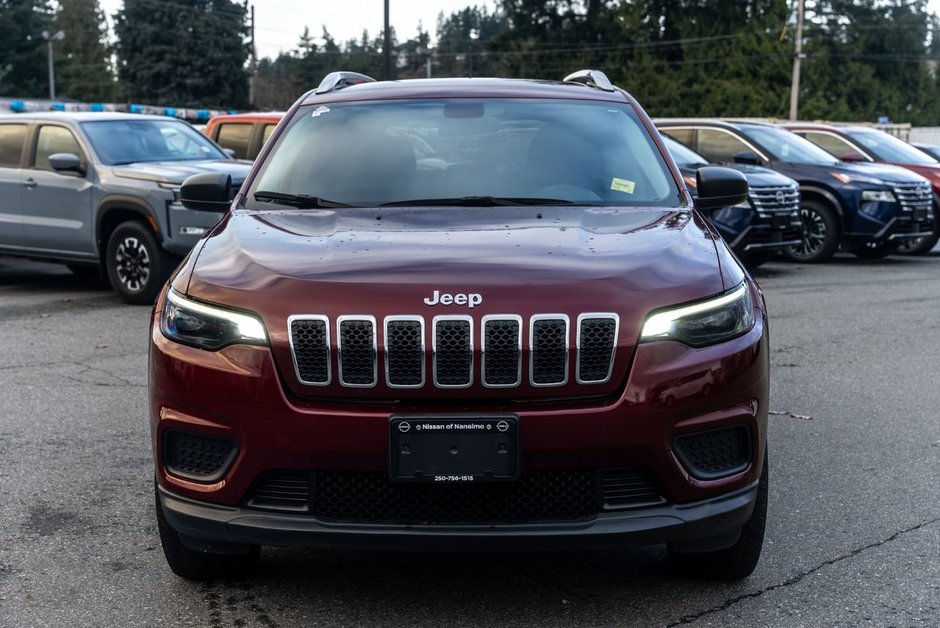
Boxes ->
[253,190,353,208]
[379,196,576,207]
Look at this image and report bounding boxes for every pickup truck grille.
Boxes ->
[892,181,932,213]
[748,184,800,215]
[288,313,619,390]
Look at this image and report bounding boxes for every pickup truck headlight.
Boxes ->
[160,288,268,350]
[861,189,896,203]
[640,283,754,347]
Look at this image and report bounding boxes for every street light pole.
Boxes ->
[384,0,391,80]
[42,30,65,101]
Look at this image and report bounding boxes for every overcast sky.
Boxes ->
[97,1,496,61]
[98,0,940,62]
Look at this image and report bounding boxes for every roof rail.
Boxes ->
[562,69,615,92]
[315,71,376,95]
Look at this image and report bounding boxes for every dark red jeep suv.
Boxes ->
[150,70,770,581]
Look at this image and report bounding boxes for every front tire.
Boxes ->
[668,454,768,580]
[105,221,177,305]
[155,485,260,581]
[782,201,840,263]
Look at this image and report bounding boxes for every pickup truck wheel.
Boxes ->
[155,485,260,581]
[668,454,768,581]
[782,201,840,263]
[106,221,176,305]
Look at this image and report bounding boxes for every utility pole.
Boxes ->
[788,0,805,121]
[42,30,65,101]
[384,0,391,80]
[247,1,256,107]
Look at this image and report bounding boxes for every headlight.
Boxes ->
[640,283,754,347]
[861,189,896,203]
[160,288,267,350]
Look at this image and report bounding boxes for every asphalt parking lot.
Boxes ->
[0,254,938,628]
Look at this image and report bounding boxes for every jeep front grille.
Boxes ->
[893,181,932,213]
[749,183,800,215]
[288,313,619,390]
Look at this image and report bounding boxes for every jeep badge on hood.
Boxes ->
[423,290,483,308]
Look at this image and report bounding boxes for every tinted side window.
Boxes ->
[661,128,694,147]
[216,123,253,159]
[696,129,751,164]
[0,124,28,167]
[802,132,862,160]
[262,124,277,145]
[34,125,83,171]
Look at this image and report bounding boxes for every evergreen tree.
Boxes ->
[52,0,114,102]
[0,0,54,97]
[113,0,250,108]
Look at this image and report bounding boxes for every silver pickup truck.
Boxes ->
[0,112,250,303]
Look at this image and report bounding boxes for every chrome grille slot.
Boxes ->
[530,315,569,386]
[749,184,800,215]
[482,316,522,387]
[577,314,618,384]
[385,317,424,388]
[337,316,377,387]
[893,181,932,212]
[433,316,473,388]
[289,316,330,385]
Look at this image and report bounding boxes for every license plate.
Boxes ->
[772,215,789,229]
[389,415,519,482]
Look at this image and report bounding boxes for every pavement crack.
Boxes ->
[666,517,940,627]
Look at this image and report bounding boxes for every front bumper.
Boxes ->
[159,479,759,551]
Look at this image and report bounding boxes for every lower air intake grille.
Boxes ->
[246,472,311,512]
[674,425,751,480]
[243,469,667,523]
[313,470,597,524]
[599,469,666,509]
[164,430,237,481]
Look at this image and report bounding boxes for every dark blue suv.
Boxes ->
[663,135,801,267]
[657,120,933,261]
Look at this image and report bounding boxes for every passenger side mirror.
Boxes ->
[694,166,748,210]
[732,150,762,166]
[49,152,85,176]
[840,151,866,162]
[179,172,232,212]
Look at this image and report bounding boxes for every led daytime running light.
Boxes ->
[166,288,267,342]
[641,283,749,339]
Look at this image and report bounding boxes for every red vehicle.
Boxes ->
[785,123,939,254]
[203,112,284,160]
[151,71,770,581]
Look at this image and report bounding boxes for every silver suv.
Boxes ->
[0,112,250,303]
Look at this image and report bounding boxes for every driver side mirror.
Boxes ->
[732,150,763,166]
[49,152,85,176]
[179,172,232,212]
[694,166,748,210]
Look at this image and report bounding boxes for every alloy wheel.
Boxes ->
[114,236,151,293]
[789,207,827,258]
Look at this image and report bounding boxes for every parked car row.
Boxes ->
[657,120,938,262]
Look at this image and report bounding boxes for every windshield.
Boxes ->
[845,129,938,165]
[743,125,840,165]
[249,99,678,207]
[81,119,226,165]
[662,135,709,168]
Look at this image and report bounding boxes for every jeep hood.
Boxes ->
[110,159,252,185]
[183,206,732,400]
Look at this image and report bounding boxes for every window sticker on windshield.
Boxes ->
[311,106,331,117]
[611,177,636,194]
